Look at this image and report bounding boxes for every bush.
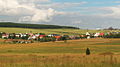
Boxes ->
[38,37,52,42]
[37,37,57,42]
[50,37,56,42]
[0,33,2,38]
[103,33,120,38]
[61,36,67,43]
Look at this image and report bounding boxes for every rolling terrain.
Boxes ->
[0,22,78,29]
[0,26,120,67]
[0,27,118,35]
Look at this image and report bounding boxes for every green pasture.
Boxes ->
[0,27,119,35]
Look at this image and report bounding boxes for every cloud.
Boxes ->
[114,1,120,3]
[19,16,32,22]
[0,0,56,22]
[18,0,51,3]
[37,2,87,9]
[98,6,120,18]
[73,20,82,24]
[0,0,87,23]
[1,0,120,29]
[31,8,56,22]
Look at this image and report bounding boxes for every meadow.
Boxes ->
[0,38,120,67]
[0,27,120,67]
[0,27,118,35]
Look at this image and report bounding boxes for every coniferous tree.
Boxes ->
[86,48,90,55]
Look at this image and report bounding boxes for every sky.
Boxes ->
[1,0,120,29]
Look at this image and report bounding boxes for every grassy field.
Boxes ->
[0,28,120,67]
[0,38,120,67]
[0,27,119,35]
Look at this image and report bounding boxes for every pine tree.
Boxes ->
[86,48,90,55]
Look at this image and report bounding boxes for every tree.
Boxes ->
[108,27,114,30]
[86,48,90,55]
[62,35,67,43]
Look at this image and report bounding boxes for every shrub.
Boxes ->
[61,36,67,43]
[50,37,56,42]
[0,33,2,38]
[38,37,52,42]
[103,33,120,38]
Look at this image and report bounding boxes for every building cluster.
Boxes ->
[0,31,120,43]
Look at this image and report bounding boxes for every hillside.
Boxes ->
[0,27,117,35]
[0,22,78,29]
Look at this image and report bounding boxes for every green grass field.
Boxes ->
[0,28,120,67]
[0,27,118,35]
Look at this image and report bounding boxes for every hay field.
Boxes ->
[0,38,120,67]
[0,28,120,67]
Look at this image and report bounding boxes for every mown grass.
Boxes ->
[0,38,120,67]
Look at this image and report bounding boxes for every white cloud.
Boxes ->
[37,2,87,9]
[0,0,87,23]
[114,1,120,3]
[73,21,82,24]
[0,0,56,22]
[108,7,120,16]
[19,16,32,22]
[18,0,50,3]
[31,8,56,22]
[99,6,120,18]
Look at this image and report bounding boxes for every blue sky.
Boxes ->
[51,0,120,11]
[52,0,120,8]
[50,0,120,29]
[53,0,119,2]
[0,0,120,29]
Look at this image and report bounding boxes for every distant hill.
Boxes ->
[0,22,79,29]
